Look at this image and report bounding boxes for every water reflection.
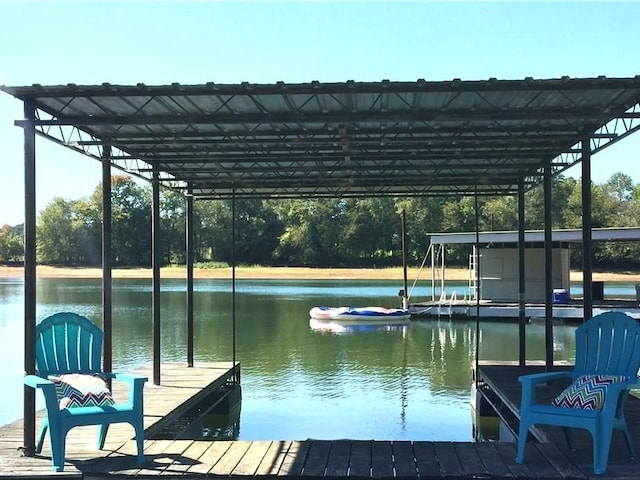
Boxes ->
[0,277,581,441]
[309,318,410,334]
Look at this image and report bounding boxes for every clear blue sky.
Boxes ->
[1,1,639,226]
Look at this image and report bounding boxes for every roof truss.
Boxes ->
[3,77,640,199]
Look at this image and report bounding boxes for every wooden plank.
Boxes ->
[90,438,152,475]
[348,440,371,477]
[413,441,441,478]
[255,440,291,476]
[324,440,351,477]
[81,445,135,474]
[534,442,588,479]
[453,442,489,477]
[371,440,393,478]
[158,439,210,475]
[209,440,252,475]
[128,439,168,475]
[278,440,310,476]
[432,442,463,477]
[232,441,273,476]
[471,442,514,478]
[392,441,418,477]
[131,439,186,476]
[301,440,331,477]
[517,441,567,479]
[493,441,537,478]
[186,440,232,474]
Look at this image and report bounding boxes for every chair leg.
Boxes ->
[562,427,575,451]
[615,412,635,458]
[36,420,48,454]
[516,419,530,463]
[97,423,109,450]
[593,424,615,475]
[621,425,636,458]
[50,429,67,472]
[134,420,145,463]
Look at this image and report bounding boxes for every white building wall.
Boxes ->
[479,248,570,302]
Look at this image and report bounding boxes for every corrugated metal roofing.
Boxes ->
[429,227,640,245]
[2,77,640,199]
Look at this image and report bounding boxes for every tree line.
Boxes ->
[1,173,639,270]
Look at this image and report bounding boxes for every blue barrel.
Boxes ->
[553,288,569,304]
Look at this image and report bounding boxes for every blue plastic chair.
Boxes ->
[24,312,147,471]
[516,311,640,475]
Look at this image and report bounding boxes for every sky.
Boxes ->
[1,1,640,226]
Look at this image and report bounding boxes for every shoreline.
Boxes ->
[0,265,638,282]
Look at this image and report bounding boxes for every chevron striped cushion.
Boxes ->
[551,374,627,410]
[50,373,115,409]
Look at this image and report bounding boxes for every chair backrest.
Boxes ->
[573,311,640,378]
[35,312,104,378]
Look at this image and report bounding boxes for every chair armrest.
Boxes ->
[599,378,640,415]
[112,373,148,383]
[111,373,148,406]
[518,371,573,385]
[518,371,574,409]
[24,374,54,389]
[602,378,640,394]
[24,374,60,412]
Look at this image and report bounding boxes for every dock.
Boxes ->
[476,363,640,479]
[0,361,239,477]
[2,363,640,479]
[410,298,640,321]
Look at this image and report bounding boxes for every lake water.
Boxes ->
[2,276,624,440]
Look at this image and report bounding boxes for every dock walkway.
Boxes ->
[477,364,640,479]
[0,362,238,477]
[1,363,639,479]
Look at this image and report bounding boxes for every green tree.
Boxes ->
[194,199,229,263]
[0,224,23,262]
[37,198,79,264]
[396,197,445,264]
[273,199,348,266]
[160,189,186,265]
[482,196,518,231]
[106,176,151,266]
[234,199,283,265]
[196,199,283,265]
[341,198,400,266]
[524,175,575,229]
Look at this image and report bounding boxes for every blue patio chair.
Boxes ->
[516,311,640,475]
[24,312,147,471]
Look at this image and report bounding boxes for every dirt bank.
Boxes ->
[0,265,638,282]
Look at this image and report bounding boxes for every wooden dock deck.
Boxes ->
[0,361,238,478]
[477,363,640,479]
[2,362,640,479]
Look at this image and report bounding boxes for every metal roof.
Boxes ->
[429,227,640,245]
[3,77,640,199]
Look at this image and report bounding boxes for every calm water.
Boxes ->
[1,276,618,440]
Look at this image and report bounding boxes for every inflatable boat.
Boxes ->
[309,306,411,321]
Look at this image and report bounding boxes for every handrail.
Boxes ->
[436,289,457,318]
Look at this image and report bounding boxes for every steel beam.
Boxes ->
[102,145,113,376]
[23,101,36,457]
[582,136,593,321]
[152,168,161,385]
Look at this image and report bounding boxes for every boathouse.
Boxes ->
[3,77,640,477]
[427,227,640,303]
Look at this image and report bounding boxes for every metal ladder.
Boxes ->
[468,246,478,301]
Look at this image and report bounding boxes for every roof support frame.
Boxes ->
[7,76,640,460]
[16,108,640,128]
